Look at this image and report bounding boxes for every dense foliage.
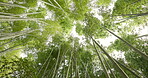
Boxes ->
[0,0,148,78]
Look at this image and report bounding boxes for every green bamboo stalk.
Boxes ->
[93,42,111,78]
[41,56,52,78]
[0,12,14,16]
[0,18,43,22]
[0,40,14,47]
[52,46,61,78]
[55,49,70,78]
[66,50,73,78]
[101,54,117,78]
[41,1,60,9]
[0,2,27,9]
[37,49,54,76]
[0,42,25,53]
[91,37,129,78]
[103,27,148,60]
[113,58,141,78]
[0,15,18,18]
[0,29,38,40]
[46,63,56,78]
[79,56,91,78]
[53,0,65,12]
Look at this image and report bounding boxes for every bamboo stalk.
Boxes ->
[66,49,73,78]
[93,42,111,78]
[0,29,38,40]
[37,49,54,76]
[52,46,61,78]
[103,27,148,60]
[41,1,60,9]
[102,55,117,78]
[0,2,27,9]
[91,37,129,78]
[0,18,43,22]
[113,58,141,78]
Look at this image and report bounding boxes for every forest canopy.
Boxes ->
[0,0,148,78]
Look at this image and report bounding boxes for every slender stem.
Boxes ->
[103,27,148,60]
[0,43,25,53]
[0,40,14,47]
[114,12,148,17]
[37,49,54,76]
[0,18,43,22]
[41,55,52,78]
[0,15,19,18]
[0,2,27,9]
[137,34,148,38]
[79,57,91,78]
[0,29,38,40]
[66,49,73,78]
[52,46,61,78]
[12,12,42,16]
[93,42,111,78]
[91,36,129,78]
[53,0,65,12]
[113,58,141,78]
[55,49,69,78]
[41,1,60,9]
[0,12,14,16]
[101,55,117,78]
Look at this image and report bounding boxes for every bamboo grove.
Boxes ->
[0,0,148,78]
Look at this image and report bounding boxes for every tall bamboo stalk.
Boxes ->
[0,18,43,22]
[113,58,141,78]
[93,42,111,78]
[0,2,27,9]
[91,36,129,78]
[37,49,54,76]
[101,55,117,78]
[52,46,61,78]
[66,49,73,78]
[103,27,148,60]
[0,29,38,40]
